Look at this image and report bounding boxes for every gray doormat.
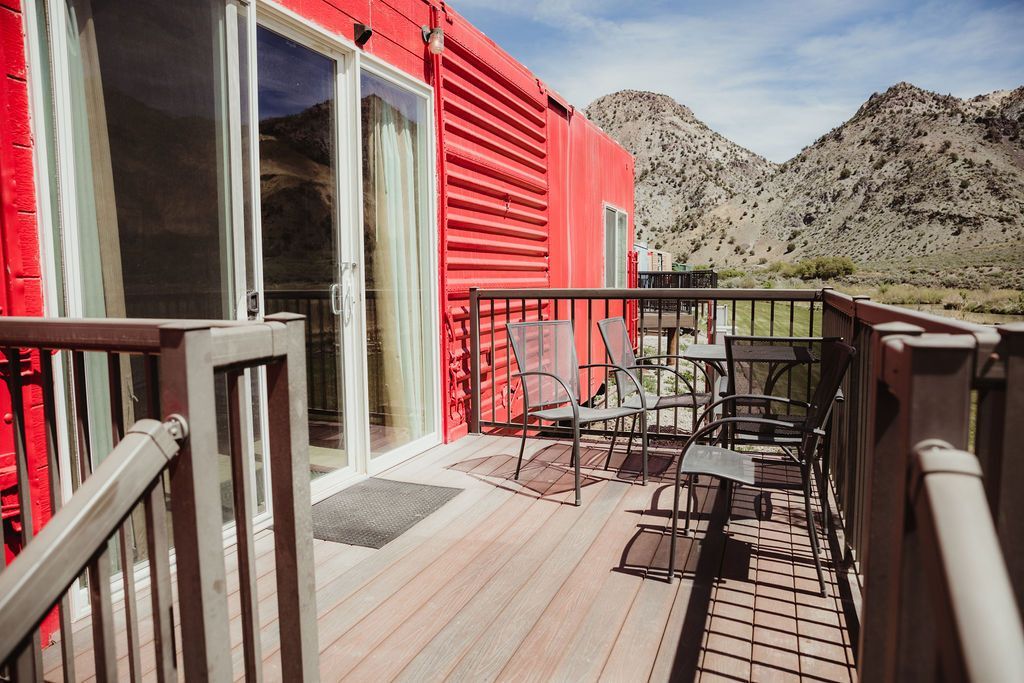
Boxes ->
[311,478,462,549]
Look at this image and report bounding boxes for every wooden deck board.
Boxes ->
[336,446,583,680]
[43,435,856,682]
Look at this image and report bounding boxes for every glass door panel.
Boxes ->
[51,0,246,525]
[360,73,435,458]
[256,27,348,476]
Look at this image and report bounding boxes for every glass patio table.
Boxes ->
[681,343,817,374]
[681,342,819,401]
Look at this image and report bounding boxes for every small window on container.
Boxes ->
[604,206,629,287]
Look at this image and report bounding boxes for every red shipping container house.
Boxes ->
[0,0,634,639]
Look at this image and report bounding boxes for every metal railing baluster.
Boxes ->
[107,353,142,683]
[40,353,76,683]
[3,348,43,681]
[228,369,263,683]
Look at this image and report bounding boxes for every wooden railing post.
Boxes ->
[974,322,1024,607]
[852,322,923,570]
[859,332,975,682]
[264,313,319,681]
[159,323,232,682]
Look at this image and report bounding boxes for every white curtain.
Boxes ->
[369,98,424,441]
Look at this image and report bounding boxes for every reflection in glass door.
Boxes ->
[257,27,348,477]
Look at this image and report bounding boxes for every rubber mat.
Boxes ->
[310,478,462,549]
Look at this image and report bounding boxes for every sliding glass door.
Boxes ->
[34,1,440,513]
[250,28,440,483]
[32,0,266,612]
[256,26,351,478]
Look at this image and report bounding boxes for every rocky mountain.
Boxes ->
[585,91,776,248]
[586,84,1024,286]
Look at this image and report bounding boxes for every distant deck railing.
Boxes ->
[637,270,717,315]
[0,315,318,681]
[264,288,387,423]
[637,270,718,291]
[467,286,1024,680]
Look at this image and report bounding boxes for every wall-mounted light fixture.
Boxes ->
[354,22,373,46]
[421,26,444,55]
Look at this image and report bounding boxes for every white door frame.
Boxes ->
[24,1,444,586]
[256,1,442,494]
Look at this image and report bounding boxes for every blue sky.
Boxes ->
[453,0,1024,162]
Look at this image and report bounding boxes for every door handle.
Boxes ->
[340,261,358,326]
[344,288,354,326]
[330,283,343,316]
[245,289,260,320]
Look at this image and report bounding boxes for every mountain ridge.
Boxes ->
[585,83,1024,287]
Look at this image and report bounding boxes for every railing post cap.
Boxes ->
[874,321,926,336]
[902,333,976,350]
[265,312,305,323]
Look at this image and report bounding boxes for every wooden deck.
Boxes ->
[44,435,857,682]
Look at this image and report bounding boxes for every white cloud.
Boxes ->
[457,0,1024,161]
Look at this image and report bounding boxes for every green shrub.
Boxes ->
[788,256,857,280]
[717,266,746,279]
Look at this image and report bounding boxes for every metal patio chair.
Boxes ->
[506,320,649,506]
[596,317,714,466]
[714,335,840,451]
[697,335,847,538]
[667,338,855,595]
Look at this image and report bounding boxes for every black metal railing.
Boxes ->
[468,287,823,441]
[264,289,386,422]
[637,270,718,315]
[637,270,718,290]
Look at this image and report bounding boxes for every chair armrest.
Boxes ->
[625,364,697,396]
[512,371,578,416]
[578,363,648,409]
[635,354,714,385]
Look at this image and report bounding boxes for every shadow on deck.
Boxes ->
[43,433,856,681]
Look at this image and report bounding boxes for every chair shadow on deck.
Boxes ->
[614,455,839,682]
[447,441,675,504]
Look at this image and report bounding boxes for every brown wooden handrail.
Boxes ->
[909,440,1024,680]
[0,314,319,682]
[0,418,184,666]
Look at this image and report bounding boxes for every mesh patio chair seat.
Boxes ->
[622,392,713,411]
[667,338,856,596]
[506,320,649,506]
[529,404,640,422]
[596,317,716,473]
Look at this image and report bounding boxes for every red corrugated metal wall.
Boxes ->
[2,0,634,481]
[437,6,555,439]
